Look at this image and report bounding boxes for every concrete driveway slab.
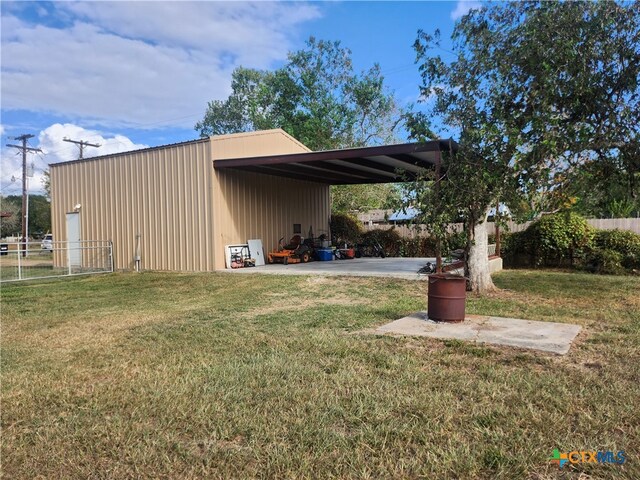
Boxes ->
[375,312,582,355]
[222,257,503,280]
[222,257,435,280]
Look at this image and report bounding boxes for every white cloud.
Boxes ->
[1,123,147,196]
[0,2,321,129]
[64,2,320,67]
[450,1,482,20]
[37,123,148,163]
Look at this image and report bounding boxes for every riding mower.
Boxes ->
[267,235,312,265]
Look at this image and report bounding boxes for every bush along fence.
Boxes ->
[331,213,469,259]
[354,212,640,275]
[363,217,640,237]
[501,213,640,275]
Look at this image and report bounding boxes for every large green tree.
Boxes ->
[549,158,640,219]
[197,37,402,150]
[0,196,21,236]
[196,37,404,213]
[331,183,402,215]
[0,195,51,237]
[409,0,640,293]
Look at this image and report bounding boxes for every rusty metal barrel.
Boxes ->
[427,274,467,322]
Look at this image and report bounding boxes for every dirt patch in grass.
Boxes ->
[245,276,381,318]
[11,312,169,354]
[245,293,371,316]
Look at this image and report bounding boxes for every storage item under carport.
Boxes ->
[427,274,467,322]
[335,248,355,259]
[316,249,333,261]
[247,239,266,266]
[268,235,312,264]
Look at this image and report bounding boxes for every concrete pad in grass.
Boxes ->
[375,313,582,355]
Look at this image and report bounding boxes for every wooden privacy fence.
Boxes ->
[363,218,640,238]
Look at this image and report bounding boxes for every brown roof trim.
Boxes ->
[213,140,456,169]
[214,139,458,184]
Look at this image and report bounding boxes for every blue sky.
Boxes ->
[1,1,479,195]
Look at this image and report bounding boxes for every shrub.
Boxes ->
[398,238,420,257]
[330,214,362,245]
[593,229,640,252]
[585,248,626,275]
[625,253,640,270]
[499,231,538,268]
[394,233,466,258]
[419,236,438,256]
[592,229,640,270]
[396,237,437,257]
[513,212,594,266]
[361,228,402,256]
[500,231,518,256]
[502,215,640,274]
[447,231,467,253]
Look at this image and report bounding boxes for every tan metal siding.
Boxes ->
[212,169,330,269]
[50,129,329,272]
[209,129,327,270]
[50,140,213,271]
[210,129,311,158]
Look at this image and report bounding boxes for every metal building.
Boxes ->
[50,129,454,271]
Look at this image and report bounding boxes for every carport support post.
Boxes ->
[434,150,442,273]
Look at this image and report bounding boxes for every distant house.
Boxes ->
[50,130,455,271]
[357,208,421,225]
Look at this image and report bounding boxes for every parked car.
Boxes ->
[41,234,53,252]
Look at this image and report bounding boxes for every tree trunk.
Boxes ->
[465,209,496,294]
[495,201,501,257]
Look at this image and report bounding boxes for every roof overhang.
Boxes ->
[214,139,458,184]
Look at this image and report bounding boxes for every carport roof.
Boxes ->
[214,139,458,184]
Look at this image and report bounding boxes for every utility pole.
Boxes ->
[63,137,101,160]
[6,134,42,256]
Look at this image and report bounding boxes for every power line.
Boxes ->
[0,185,22,194]
[32,151,50,170]
[63,137,101,160]
[6,134,42,254]
[0,166,24,181]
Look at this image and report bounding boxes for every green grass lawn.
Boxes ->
[1,270,638,479]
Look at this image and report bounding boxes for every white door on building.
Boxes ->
[66,212,81,268]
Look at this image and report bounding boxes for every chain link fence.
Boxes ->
[0,240,113,283]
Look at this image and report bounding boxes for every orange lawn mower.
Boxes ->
[267,235,312,265]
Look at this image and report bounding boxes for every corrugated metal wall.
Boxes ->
[50,129,331,272]
[212,169,330,268]
[50,139,213,271]
[210,129,328,269]
[211,129,311,158]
